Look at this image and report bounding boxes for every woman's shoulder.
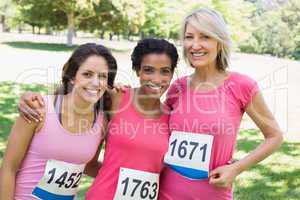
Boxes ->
[228,71,257,84]
[168,75,189,94]
[172,75,189,86]
[226,71,258,91]
[226,71,260,108]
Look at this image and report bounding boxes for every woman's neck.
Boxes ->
[63,93,94,116]
[190,64,228,91]
[134,88,162,118]
[193,63,222,82]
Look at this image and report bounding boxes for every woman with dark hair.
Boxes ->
[15,38,179,200]
[0,43,117,200]
[86,38,178,200]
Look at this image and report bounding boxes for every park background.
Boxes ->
[0,0,299,199]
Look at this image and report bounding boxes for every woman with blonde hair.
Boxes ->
[159,8,283,200]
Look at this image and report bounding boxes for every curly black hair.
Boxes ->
[131,38,178,73]
[55,43,117,113]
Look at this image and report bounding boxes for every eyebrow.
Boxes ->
[83,69,107,74]
[160,66,172,70]
[83,70,95,73]
[185,32,206,36]
[142,65,171,69]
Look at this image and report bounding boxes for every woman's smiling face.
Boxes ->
[138,53,173,98]
[184,23,219,69]
[72,55,109,103]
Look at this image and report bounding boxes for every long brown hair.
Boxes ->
[55,43,117,113]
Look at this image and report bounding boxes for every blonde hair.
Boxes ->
[182,8,232,70]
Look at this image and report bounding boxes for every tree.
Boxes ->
[140,0,168,38]
[240,0,299,59]
[0,0,15,32]
[50,0,100,46]
[14,0,100,45]
[16,0,52,34]
[78,0,142,41]
[280,0,300,59]
[112,0,145,40]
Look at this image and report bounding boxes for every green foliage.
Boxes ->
[238,0,300,59]
[3,0,300,59]
[140,0,168,38]
[0,0,18,31]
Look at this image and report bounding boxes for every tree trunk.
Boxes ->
[1,15,7,32]
[100,30,105,39]
[45,26,52,35]
[127,32,132,41]
[140,31,145,39]
[109,33,113,41]
[67,11,75,46]
[32,25,35,34]
[18,25,23,33]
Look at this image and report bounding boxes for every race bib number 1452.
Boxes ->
[32,160,85,200]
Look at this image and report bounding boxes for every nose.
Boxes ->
[91,76,100,87]
[151,71,162,85]
[191,38,203,50]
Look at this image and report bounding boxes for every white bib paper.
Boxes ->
[164,131,214,180]
[32,159,85,200]
[114,168,159,200]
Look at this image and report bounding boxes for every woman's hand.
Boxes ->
[18,92,44,123]
[109,83,131,92]
[209,164,240,188]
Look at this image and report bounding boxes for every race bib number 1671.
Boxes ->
[164,131,214,180]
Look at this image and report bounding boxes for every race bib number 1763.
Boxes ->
[114,168,159,200]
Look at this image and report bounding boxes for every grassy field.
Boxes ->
[0,81,299,199]
[2,41,131,53]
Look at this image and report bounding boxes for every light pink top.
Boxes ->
[159,72,259,200]
[14,96,103,200]
[86,88,170,200]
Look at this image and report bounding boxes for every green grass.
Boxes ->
[0,82,299,200]
[3,41,78,52]
[234,129,300,200]
[2,41,130,52]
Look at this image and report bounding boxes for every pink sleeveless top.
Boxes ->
[159,72,259,200]
[14,95,103,200]
[86,88,170,200]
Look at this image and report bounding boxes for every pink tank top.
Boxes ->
[159,72,259,200]
[14,95,103,200]
[86,88,170,200]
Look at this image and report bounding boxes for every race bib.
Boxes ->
[114,168,159,200]
[164,131,214,180]
[32,160,85,200]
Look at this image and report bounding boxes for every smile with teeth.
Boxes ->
[191,52,207,57]
[84,88,100,95]
[146,83,163,90]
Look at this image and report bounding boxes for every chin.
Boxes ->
[191,61,208,68]
[82,92,102,104]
